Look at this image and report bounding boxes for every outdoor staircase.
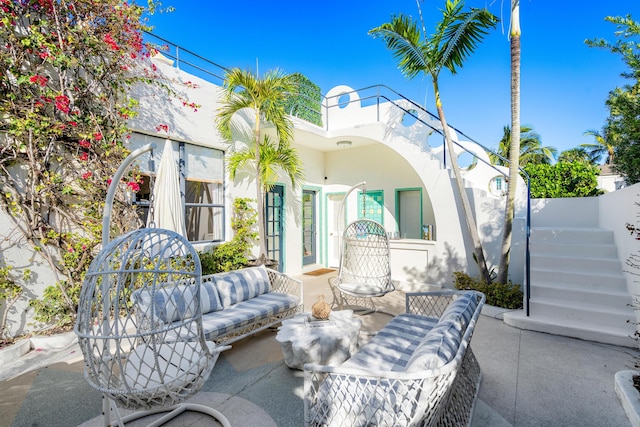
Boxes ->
[503,226,637,347]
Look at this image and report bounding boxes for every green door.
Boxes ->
[265,185,284,272]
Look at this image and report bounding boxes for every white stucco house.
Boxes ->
[1,39,638,347]
[124,53,528,287]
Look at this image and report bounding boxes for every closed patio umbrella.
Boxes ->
[148,138,187,237]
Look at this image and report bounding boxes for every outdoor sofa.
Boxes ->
[132,265,303,345]
[303,290,485,426]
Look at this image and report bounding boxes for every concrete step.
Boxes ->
[530,283,632,308]
[503,309,637,347]
[531,227,615,245]
[530,241,619,258]
[529,297,634,327]
[531,268,628,292]
[531,253,623,275]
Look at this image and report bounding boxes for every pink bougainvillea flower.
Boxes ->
[29,75,48,86]
[93,132,103,141]
[79,152,88,161]
[126,181,140,192]
[106,178,113,185]
[82,171,92,179]
[55,95,70,113]
[155,123,169,133]
[79,140,91,148]
[68,121,77,127]
[104,33,119,51]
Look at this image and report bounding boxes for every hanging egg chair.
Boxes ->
[74,143,230,426]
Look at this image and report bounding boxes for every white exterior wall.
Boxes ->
[598,183,640,300]
[531,197,600,228]
[0,210,58,337]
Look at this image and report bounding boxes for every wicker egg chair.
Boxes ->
[74,143,230,426]
[329,219,395,315]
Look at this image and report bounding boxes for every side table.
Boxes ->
[275,310,361,370]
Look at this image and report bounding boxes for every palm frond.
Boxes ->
[369,15,431,79]
[440,6,498,74]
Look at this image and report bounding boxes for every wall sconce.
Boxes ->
[336,140,352,148]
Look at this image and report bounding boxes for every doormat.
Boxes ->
[304,268,336,276]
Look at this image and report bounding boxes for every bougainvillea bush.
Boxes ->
[0,0,171,334]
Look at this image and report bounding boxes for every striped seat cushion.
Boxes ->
[201,292,299,341]
[342,313,438,372]
[214,266,271,308]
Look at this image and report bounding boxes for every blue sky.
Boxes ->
[144,0,639,158]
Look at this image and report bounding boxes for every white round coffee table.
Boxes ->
[275,310,361,370]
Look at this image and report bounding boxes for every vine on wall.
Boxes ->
[285,72,322,126]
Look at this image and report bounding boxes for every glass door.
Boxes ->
[265,185,284,271]
[302,189,317,265]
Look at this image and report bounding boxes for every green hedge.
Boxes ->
[453,271,523,309]
[285,72,322,126]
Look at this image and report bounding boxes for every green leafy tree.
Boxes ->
[490,125,556,166]
[216,68,304,264]
[558,147,594,164]
[0,1,168,330]
[606,86,640,184]
[524,162,603,198]
[586,15,640,184]
[369,0,498,283]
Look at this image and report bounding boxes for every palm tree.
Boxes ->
[582,128,615,165]
[216,67,303,264]
[491,125,556,166]
[558,147,593,164]
[497,0,521,285]
[369,0,498,283]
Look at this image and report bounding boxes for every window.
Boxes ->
[128,133,225,243]
[358,190,383,224]
[495,177,503,191]
[396,189,422,239]
[185,179,223,242]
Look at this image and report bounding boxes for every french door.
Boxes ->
[265,185,284,272]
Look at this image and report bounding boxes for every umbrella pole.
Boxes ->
[102,143,156,247]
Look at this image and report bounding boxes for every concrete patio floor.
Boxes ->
[1,271,638,426]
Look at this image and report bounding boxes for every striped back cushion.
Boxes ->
[437,292,477,333]
[200,277,224,314]
[132,279,223,323]
[214,266,271,308]
[132,283,198,324]
[404,321,461,372]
